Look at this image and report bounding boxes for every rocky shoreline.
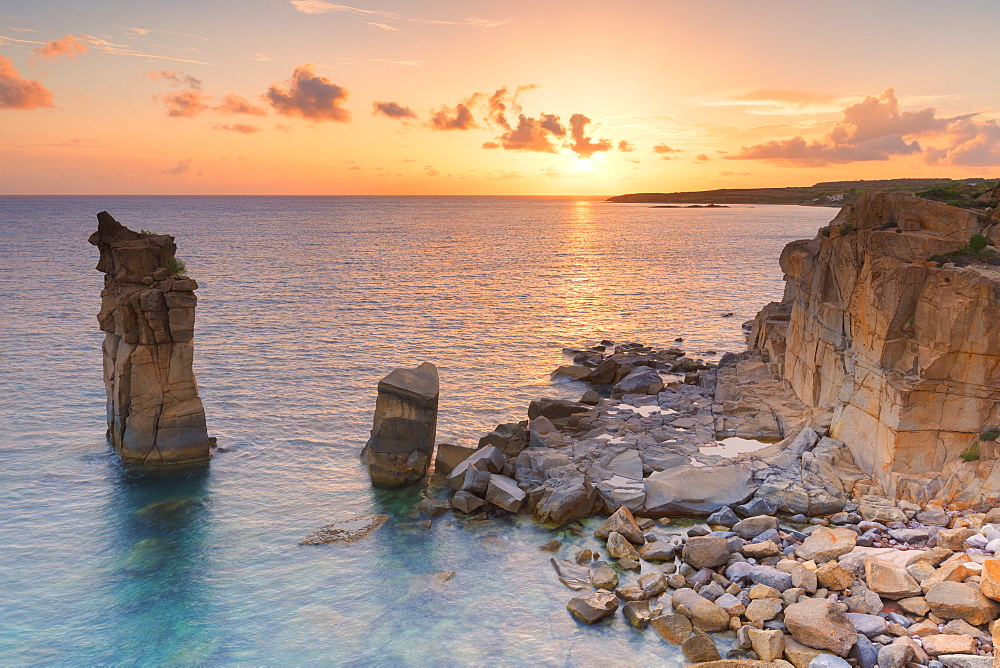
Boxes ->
[384,192,1000,666]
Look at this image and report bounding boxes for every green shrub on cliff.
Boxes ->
[140,229,157,236]
[982,428,1000,442]
[960,442,980,462]
[165,257,187,275]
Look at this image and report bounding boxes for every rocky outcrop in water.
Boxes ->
[361,362,440,487]
[89,211,211,465]
[749,193,1000,506]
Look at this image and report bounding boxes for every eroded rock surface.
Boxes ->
[89,211,210,465]
[361,362,439,487]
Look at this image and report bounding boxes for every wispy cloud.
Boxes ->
[212,123,260,134]
[216,93,267,116]
[699,89,843,115]
[288,1,508,30]
[145,69,202,90]
[251,52,273,62]
[31,34,87,61]
[373,101,416,119]
[77,33,211,65]
[366,22,399,31]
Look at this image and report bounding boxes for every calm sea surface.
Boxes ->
[0,196,833,665]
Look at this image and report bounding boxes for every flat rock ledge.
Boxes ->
[299,514,389,545]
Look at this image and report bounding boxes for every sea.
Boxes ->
[0,196,833,665]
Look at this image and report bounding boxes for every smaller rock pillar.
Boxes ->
[361,362,439,488]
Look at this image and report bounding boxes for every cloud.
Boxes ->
[617,140,634,152]
[32,34,87,61]
[288,1,508,30]
[695,153,710,162]
[264,64,350,121]
[155,89,211,117]
[653,143,682,155]
[252,52,274,62]
[373,100,416,119]
[498,114,564,153]
[212,123,260,134]
[482,141,499,149]
[568,113,611,158]
[721,170,752,176]
[429,102,474,130]
[216,93,267,115]
[146,69,202,90]
[729,88,950,166]
[77,34,210,65]
[367,22,398,31]
[703,89,842,115]
[161,158,192,175]
[0,56,54,109]
[924,117,1000,166]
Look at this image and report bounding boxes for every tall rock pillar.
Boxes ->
[361,362,439,487]
[89,211,211,465]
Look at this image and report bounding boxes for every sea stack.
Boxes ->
[89,211,211,465]
[361,362,439,488]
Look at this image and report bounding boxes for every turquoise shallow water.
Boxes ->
[0,196,833,664]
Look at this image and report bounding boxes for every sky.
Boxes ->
[3,0,1000,195]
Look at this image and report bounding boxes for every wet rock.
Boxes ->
[637,539,677,562]
[644,464,757,516]
[450,491,485,514]
[622,600,652,628]
[575,548,597,564]
[567,589,619,623]
[551,558,592,590]
[744,598,783,623]
[607,531,640,560]
[926,581,1000,625]
[300,514,389,545]
[681,633,722,663]
[795,527,857,563]
[361,363,439,487]
[682,535,732,569]
[594,505,645,545]
[418,498,451,517]
[590,563,619,590]
[784,598,858,656]
[638,572,667,598]
[552,364,592,381]
[671,588,731,632]
[485,474,526,512]
[539,539,562,552]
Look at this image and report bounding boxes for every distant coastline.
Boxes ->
[607,177,995,206]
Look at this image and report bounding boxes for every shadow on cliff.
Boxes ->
[100,463,221,663]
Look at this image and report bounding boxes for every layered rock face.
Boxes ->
[361,362,439,487]
[751,193,1000,502]
[89,211,211,465]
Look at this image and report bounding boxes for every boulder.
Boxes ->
[594,506,645,545]
[816,562,854,591]
[361,362,439,488]
[783,637,831,668]
[671,588,730,632]
[622,600,652,628]
[637,539,677,562]
[612,367,665,397]
[876,640,915,668]
[937,527,976,551]
[590,563,619,590]
[978,558,1000,601]
[418,498,451,517]
[864,558,922,599]
[608,449,644,480]
[606,531,640,560]
[937,656,993,668]
[926,581,1000,625]
[644,464,757,516]
[744,598,782,623]
[749,564,793,592]
[485,474,526,512]
[450,491,485,514]
[528,398,590,421]
[682,535,731,569]
[733,515,780,540]
[795,527,857,563]
[784,598,858,657]
[747,628,785,662]
[845,612,888,639]
[433,443,477,475]
[921,635,977,657]
[650,613,692,644]
[680,633,722,663]
[567,589,619,623]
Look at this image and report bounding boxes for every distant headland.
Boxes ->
[608,177,999,208]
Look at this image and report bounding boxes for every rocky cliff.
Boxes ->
[751,193,1000,506]
[89,211,211,465]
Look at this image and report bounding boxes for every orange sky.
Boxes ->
[2,0,1000,195]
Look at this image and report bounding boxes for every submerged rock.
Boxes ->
[89,211,211,465]
[361,363,439,488]
[567,589,619,623]
[299,514,389,545]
